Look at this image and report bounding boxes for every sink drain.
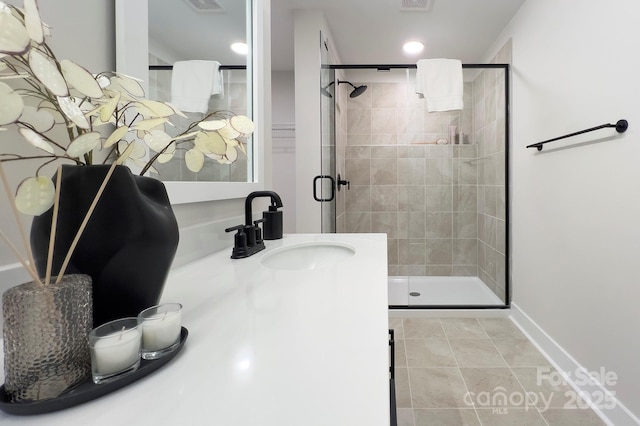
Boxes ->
[409,292,421,297]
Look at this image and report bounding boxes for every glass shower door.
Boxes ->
[318,32,336,233]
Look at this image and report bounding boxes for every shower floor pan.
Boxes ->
[388,276,503,306]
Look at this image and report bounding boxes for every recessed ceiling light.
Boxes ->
[403,41,424,54]
[400,0,433,11]
[231,42,248,55]
[182,0,225,13]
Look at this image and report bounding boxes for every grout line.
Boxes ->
[440,318,483,425]
[391,319,415,425]
[399,319,416,426]
[482,321,552,426]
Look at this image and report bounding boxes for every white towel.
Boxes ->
[415,58,463,112]
[170,60,224,114]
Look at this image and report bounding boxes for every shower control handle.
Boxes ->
[337,174,350,191]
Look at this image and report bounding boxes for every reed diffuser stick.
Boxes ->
[45,166,63,286]
[0,162,41,283]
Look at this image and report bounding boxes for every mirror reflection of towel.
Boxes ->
[415,58,463,112]
[170,60,223,114]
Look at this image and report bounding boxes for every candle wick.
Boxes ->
[162,312,168,321]
[118,326,126,341]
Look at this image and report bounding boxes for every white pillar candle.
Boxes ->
[92,328,141,376]
[141,310,182,351]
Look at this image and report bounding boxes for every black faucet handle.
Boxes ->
[225,224,250,259]
[225,224,245,233]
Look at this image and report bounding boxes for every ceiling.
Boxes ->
[271,0,526,71]
[148,0,247,65]
[149,0,527,70]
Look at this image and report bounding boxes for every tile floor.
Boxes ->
[389,317,607,426]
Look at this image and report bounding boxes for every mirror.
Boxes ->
[115,0,265,204]
[148,0,251,184]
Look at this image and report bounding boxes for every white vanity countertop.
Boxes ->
[0,233,390,425]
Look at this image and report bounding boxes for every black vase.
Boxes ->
[30,165,179,327]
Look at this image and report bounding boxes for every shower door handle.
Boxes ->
[313,175,335,202]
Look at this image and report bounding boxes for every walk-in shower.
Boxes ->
[322,55,510,308]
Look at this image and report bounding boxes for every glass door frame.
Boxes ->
[318,33,336,233]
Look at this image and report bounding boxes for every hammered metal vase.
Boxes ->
[2,274,92,402]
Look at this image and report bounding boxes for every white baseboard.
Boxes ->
[389,309,509,318]
[510,303,640,426]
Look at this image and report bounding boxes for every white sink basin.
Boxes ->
[260,242,356,271]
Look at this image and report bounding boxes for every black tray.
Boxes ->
[0,327,188,415]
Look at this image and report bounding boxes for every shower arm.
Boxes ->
[338,80,356,89]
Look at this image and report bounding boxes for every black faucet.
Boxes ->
[245,191,283,240]
[225,191,284,259]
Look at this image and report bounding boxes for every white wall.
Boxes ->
[271,71,297,233]
[293,10,322,232]
[487,0,640,422]
[272,71,296,124]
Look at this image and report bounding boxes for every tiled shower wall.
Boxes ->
[335,71,348,232]
[337,80,478,277]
